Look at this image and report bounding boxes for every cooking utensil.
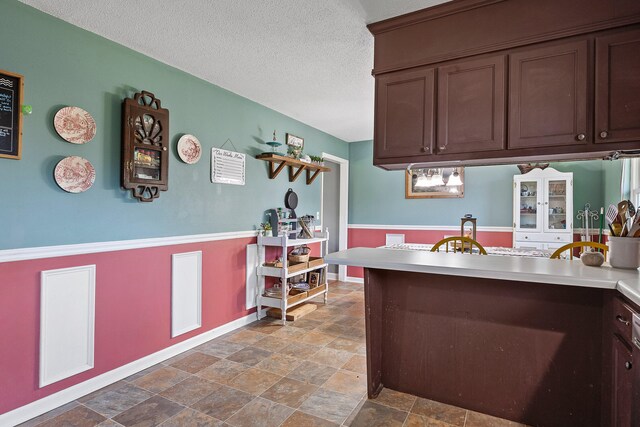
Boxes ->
[284,188,299,238]
[628,200,636,218]
[619,201,630,236]
[619,200,629,223]
[621,222,629,237]
[599,207,604,244]
[284,188,298,211]
[630,212,640,237]
[612,223,623,237]
[627,222,640,238]
[606,204,621,236]
[606,204,619,225]
[627,200,636,231]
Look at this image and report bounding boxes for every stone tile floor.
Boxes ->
[19,281,526,427]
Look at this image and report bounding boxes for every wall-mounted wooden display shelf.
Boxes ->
[256,153,330,184]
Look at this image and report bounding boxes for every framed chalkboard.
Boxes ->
[0,70,23,160]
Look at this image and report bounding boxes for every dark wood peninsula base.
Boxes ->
[363,268,608,427]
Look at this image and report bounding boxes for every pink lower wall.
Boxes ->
[0,236,321,415]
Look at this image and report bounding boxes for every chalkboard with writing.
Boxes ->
[0,70,23,159]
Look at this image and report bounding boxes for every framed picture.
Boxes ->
[405,167,464,199]
[309,272,320,287]
[286,133,304,157]
[0,69,24,160]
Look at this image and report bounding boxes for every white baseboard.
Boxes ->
[326,272,338,281]
[0,310,266,427]
[346,276,364,284]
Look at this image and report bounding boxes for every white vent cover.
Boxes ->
[211,148,245,185]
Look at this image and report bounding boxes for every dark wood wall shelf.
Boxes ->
[256,153,330,185]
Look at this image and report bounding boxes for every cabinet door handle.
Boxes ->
[625,361,632,370]
[599,131,608,139]
[576,133,586,141]
[439,146,446,151]
[616,315,630,326]
[421,147,430,153]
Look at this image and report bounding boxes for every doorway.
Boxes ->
[321,153,349,282]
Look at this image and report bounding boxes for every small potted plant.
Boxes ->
[287,147,302,160]
[260,222,273,237]
[309,155,324,166]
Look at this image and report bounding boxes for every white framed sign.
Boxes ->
[211,148,245,185]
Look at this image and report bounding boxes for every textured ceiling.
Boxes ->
[20,0,448,142]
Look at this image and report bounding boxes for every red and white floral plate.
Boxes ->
[177,134,202,164]
[54,156,96,193]
[53,106,97,144]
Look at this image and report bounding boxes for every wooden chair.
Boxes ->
[431,236,487,255]
[550,241,609,260]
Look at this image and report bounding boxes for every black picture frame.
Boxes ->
[0,69,24,160]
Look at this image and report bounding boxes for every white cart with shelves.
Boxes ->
[513,167,573,250]
[256,231,329,325]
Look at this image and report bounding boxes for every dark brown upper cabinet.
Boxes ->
[596,29,640,144]
[437,55,506,155]
[368,0,640,170]
[509,40,589,149]
[374,67,435,159]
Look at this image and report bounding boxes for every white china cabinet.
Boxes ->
[513,168,573,250]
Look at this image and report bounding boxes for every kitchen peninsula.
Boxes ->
[326,248,640,427]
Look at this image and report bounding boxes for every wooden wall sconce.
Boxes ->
[121,91,169,202]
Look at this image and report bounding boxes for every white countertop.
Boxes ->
[327,247,640,306]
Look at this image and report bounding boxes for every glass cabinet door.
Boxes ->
[133,147,162,181]
[545,179,568,231]
[516,180,540,231]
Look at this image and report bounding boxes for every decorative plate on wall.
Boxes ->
[53,106,97,144]
[177,134,202,164]
[54,156,95,193]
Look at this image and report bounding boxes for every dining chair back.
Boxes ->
[431,236,487,255]
[550,241,609,260]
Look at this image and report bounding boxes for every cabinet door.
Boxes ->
[374,68,435,159]
[612,334,633,427]
[514,178,542,232]
[596,29,640,144]
[437,55,505,154]
[509,40,589,149]
[543,177,572,233]
[633,342,640,426]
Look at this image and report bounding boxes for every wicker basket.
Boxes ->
[288,253,310,263]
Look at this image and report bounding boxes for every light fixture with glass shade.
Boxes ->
[447,168,463,186]
[414,169,430,188]
[431,168,445,186]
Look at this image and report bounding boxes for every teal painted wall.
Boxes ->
[0,1,348,250]
[604,160,623,209]
[349,140,611,228]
